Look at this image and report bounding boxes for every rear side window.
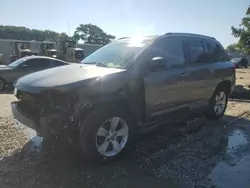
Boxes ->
[210,42,229,62]
[24,59,50,68]
[50,60,66,67]
[186,39,211,64]
[153,37,185,67]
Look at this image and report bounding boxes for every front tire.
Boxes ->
[79,107,134,162]
[205,87,229,120]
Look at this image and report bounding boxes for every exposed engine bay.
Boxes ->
[14,89,92,139]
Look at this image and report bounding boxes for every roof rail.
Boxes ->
[117,37,130,40]
[164,32,215,40]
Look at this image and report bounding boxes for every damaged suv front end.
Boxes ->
[12,89,80,138]
[11,63,126,140]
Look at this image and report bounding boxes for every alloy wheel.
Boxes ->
[95,117,129,157]
[214,91,226,115]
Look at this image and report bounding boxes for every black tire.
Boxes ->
[79,107,135,163]
[0,78,6,91]
[205,86,229,120]
[245,64,248,68]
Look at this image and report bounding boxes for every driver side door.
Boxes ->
[143,37,192,117]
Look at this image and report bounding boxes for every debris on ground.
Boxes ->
[0,117,29,157]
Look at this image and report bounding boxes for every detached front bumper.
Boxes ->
[11,101,37,130]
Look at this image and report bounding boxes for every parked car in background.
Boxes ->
[231,57,248,68]
[11,33,235,163]
[0,56,69,91]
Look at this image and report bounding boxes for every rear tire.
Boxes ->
[205,86,229,120]
[79,107,134,163]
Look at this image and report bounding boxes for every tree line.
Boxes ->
[226,6,250,54]
[0,24,115,45]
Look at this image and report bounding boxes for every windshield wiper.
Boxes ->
[82,61,107,67]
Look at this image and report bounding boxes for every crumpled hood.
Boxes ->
[16,64,125,93]
[0,65,12,71]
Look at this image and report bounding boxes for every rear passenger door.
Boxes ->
[184,38,215,106]
[208,41,232,92]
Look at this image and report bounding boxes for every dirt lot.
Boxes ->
[0,68,250,188]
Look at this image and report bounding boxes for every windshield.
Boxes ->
[21,51,31,57]
[81,38,151,69]
[75,50,84,60]
[8,58,25,68]
[50,51,57,56]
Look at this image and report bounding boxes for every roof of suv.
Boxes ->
[117,33,216,42]
[164,32,215,39]
[117,35,159,41]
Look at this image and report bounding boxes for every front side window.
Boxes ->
[81,38,152,69]
[153,38,185,67]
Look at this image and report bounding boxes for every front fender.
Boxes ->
[75,93,139,123]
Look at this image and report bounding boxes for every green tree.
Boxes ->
[231,6,250,54]
[0,25,70,41]
[56,32,70,41]
[226,43,238,53]
[73,23,115,44]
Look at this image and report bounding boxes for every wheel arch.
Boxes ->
[215,80,232,95]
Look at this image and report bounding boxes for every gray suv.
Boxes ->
[11,33,235,162]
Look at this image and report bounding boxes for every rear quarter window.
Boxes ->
[50,60,67,67]
[210,41,229,62]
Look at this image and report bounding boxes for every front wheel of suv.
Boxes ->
[79,107,134,163]
[205,87,229,120]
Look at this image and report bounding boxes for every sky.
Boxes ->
[1,0,249,47]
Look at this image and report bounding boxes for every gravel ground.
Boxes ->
[0,92,15,117]
[0,68,250,188]
[0,117,29,157]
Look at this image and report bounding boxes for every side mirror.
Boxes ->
[149,57,166,71]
